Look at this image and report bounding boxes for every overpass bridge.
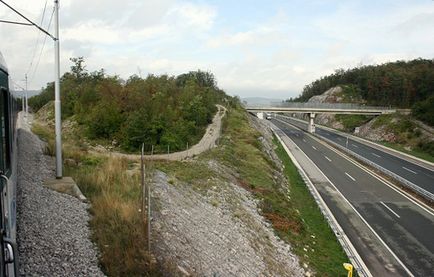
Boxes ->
[245,102,396,133]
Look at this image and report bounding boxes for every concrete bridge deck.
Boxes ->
[245,102,395,115]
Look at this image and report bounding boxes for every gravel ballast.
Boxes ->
[16,115,104,276]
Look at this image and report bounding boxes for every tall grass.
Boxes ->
[65,156,157,276]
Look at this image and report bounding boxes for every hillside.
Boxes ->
[29,57,229,153]
[31,99,351,276]
[303,86,434,161]
[291,59,434,126]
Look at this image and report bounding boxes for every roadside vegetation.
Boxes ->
[32,121,156,276]
[197,103,348,276]
[29,57,227,152]
[34,100,349,276]
[335,114,373,132]
[371,114,434,160]
[290,59,434,128]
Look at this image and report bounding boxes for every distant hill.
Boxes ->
[12,90,41,98]
[242,97,283,105]
[291,58,434,126]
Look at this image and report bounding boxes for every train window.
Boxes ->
[0,88,10,174]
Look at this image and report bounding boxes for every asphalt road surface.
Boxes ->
[278,116,434,195]
[272,118,434,276]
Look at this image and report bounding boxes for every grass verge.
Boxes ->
[272,135,349,276]
[380,141,434,163]
[32,121,157,276]
[202,107,349,276]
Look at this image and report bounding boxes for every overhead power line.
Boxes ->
[26,0,49,76]
[0,19,32,26]
[29,7,55,84]
[0,0,54,40]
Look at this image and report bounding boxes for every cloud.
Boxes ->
[1,0,433,99]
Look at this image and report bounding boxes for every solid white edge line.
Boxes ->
[274,118,416,277]
[272,127,372,277]
[380,201,401,219]
[402,166,417,174]
[345,172,356,181]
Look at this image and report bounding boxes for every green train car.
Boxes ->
[0,51,19,277]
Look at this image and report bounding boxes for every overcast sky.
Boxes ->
[1,0,433,99]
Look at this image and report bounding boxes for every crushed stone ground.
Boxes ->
[152,170,306,277]
[16,113,104,276]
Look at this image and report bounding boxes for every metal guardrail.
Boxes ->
[272,128,371,277]
[314,133,434,203]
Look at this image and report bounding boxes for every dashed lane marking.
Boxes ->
[345,172,356,181]
[380,201,401,218]
[402,166,417,174]
[371,153,381,158]
[325,156,332,162]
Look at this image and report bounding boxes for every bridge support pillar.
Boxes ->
[307,113,316,133]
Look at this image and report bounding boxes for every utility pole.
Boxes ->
[54,0,62,179]
[0,0,63,178]
[25,74,28,116]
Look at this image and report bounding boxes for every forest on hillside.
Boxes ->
[291,59,434,125]
[29,57,233,152]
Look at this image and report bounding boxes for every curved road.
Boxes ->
[278,116,434,195]
[272,118,434,276]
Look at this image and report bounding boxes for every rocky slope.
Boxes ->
[304,86,434,154]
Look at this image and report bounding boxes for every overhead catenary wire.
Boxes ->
[26,0,49,77]
[29,7,55,84]
[0,0,55,40]
[0,19,32,26]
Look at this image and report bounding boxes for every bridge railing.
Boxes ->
[246,102,393,111]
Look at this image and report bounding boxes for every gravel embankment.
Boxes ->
[16,114,104,276]
[152,170,306,276]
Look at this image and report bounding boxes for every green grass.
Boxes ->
[335,114,373,131]
[32,123,55,156]
[33,117,158,276]
[34,104,351,276]
[272,136,349,276]
[202,107,349,276]
[380,141,434,163]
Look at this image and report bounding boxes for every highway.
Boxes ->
[271,118,434,276]
[277,116,434,196]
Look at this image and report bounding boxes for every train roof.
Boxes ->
[0,51,8,73]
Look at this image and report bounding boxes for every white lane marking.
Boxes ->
[380,201,401,219]
[345,172,356,181]
[273,130,374,277]
[337,137,342,141]
[313,132,434,218]
[276,130,413,277]
[312,146,317,150]
[302,139,306,143]
[402,166,417,174]
[371,153,381,158]
[325,156,332,162]
[352,144,359,148]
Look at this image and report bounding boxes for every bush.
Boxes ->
[413,95,434,126]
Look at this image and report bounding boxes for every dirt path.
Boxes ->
[93,104,227,161]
